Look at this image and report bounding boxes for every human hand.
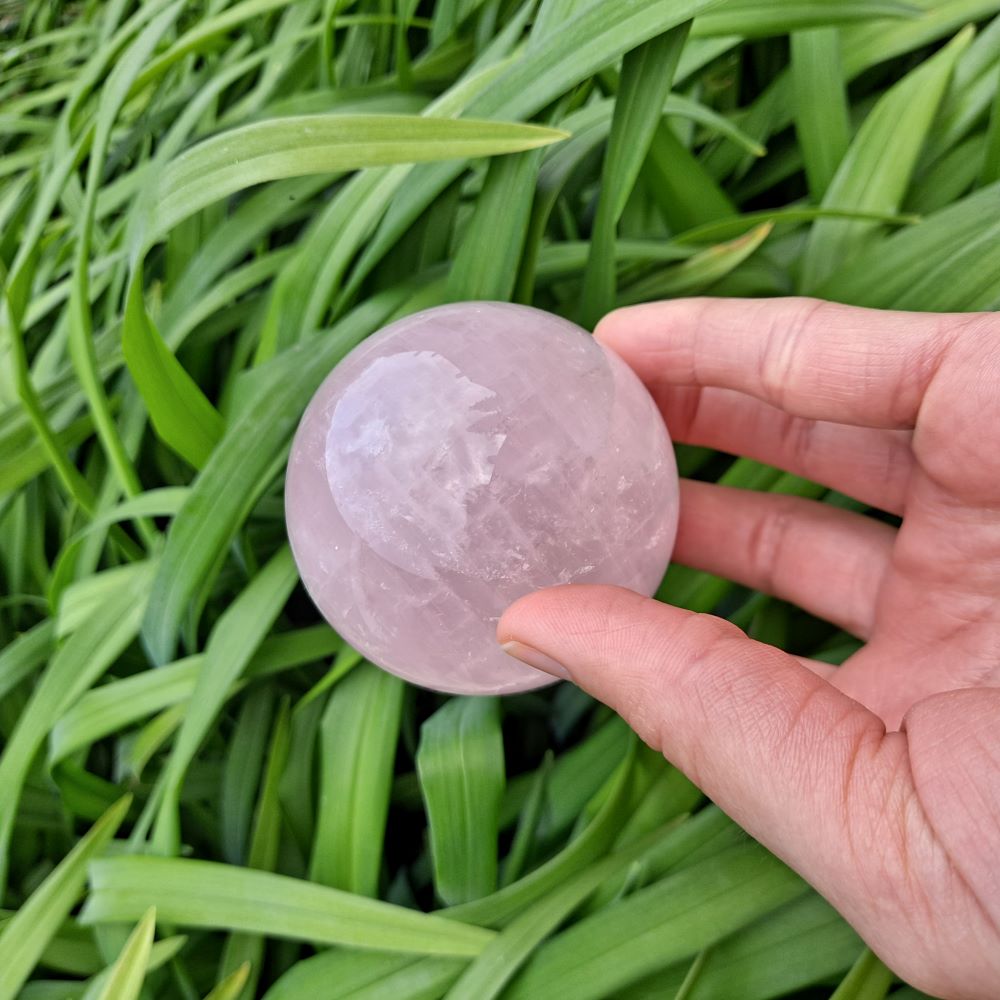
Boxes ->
[498,298,1000,999]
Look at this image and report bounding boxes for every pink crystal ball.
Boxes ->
[285,302,679,695]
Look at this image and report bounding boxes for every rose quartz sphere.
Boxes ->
[285,302,678,695]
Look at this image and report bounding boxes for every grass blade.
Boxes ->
[203,964,252,1000]
[310,664,405,896]
[49,627,339,766]
[643,124,736,232]
[674,206,917,245]
[702,0,1000,184]
[693,0,919,38]
[829,949,894,1000]
[123,271,224,469]
[501,715,629,839]
[219,700,291,999]
[263,952,463,1000]
[447,736,639,928]
[0,797,130,1000]
[66,3,181,509]
[0,619,54,702]
[664,94,769,158]
[821,181,1000,309]
[501,750,552,887]
[417,696,505,905]
[150,546,298,854]
[620,223,773,303]
[504,842,806,1000]
[443,821,686,1000]
[981,63,1000,184]
[581,24,689,326]
[0,563,153,894]
[258,56,529,358]
[140,115,567,243]
[49,658,199,765]
[341,0,726,302]
[271,752,643,998]
[791,28,852,199]
[220,687,274,865]
[448,147,545,300]
[800,26,974,291]
[82,857,496,956]
[626,893,862,999]
[89,907,156,1000]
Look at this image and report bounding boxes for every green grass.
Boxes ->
[2,0,999,997]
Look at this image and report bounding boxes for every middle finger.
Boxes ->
[656,384,914,514]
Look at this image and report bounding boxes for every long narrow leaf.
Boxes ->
[139,115,567,243]
[444,821,686,1000]
[829,949,894,1000]
[0,797,130,1000]
[821,181,1000,308]
[504,843,806,1000]
[448,148,545,300]
[89,907,156,1000]
[418,697,505,905]
[123,271,224,469]
[150,546,298,853]
[791,28,852,199]
[620,224,772,303]
[800,26,974,290]
[0,564,153,894]
[310,664,405,896]
[693,0,919,38]
[581,25,689,326]
[82,857,495,956]
[219,701,291,999]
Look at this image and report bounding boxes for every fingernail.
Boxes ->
[501,641,572,681]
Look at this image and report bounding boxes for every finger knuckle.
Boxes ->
[913,315,1000,499]
[658,614,746,704]
[758,297,828,408]
[743,498,798,594]
[645,615,746,778]
[592,588,657,645]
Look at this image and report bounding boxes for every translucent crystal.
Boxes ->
[285,302,679,695]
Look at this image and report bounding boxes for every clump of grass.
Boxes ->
[2,1,999,997]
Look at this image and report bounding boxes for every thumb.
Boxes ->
[498,585,906,915]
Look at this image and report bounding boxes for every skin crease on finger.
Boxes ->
[499,299,1000,1000]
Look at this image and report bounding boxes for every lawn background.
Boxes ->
[2,0,1000,997]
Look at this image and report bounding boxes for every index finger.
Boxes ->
[595,297,958,429]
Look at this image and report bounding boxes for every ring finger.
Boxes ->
[674,479,897,639]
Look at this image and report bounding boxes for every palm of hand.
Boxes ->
[500,299,1000,999]
[828,316,1000,999]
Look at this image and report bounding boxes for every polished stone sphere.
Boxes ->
[285,302,678,695]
